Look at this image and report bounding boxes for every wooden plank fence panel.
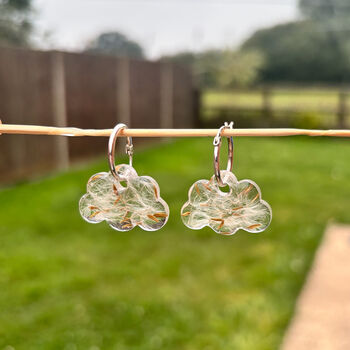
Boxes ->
[129,59,161,128]
[0,47,57,182]
[173,65,194,128]
[64,52,118,160]
[0,47,198,184]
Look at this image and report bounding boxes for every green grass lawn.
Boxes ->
[204,89,341,126]
[204,88,339,112]
[1,137,350,349]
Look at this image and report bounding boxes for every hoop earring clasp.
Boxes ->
[213,121,234,187]
[108,123,133,180]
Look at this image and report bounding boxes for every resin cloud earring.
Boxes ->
[79,123,169,231]
[181,122,272,236]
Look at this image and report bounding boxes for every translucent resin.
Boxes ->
[79,164,169,231]
[181,170,272,235]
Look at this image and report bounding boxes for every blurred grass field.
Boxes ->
[204,88,339,111]
[203,88,342,126]
[1,137,350,349]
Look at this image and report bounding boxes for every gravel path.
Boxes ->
[281,224,350,350]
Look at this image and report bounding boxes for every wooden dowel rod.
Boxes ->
[1,124,350,137]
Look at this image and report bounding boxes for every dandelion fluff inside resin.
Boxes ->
[79,164,169,231]
[181,170,271,235]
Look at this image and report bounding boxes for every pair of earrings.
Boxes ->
[79,123,272,235]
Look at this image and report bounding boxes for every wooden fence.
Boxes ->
[0,47,199,184]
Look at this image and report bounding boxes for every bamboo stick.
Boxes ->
[1,123,350,137]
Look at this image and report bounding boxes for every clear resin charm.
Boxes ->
[181,170,272,235]
[79,164,169,231]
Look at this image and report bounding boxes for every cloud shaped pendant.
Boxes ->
[181,170,272,235]
[79,164,169,231]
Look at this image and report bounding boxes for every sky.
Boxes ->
[33,0,299,59]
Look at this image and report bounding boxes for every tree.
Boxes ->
[299,0,350,81]
[299,0,350,20]
[216,50,264,89]
[242,0,350,83]
[161,49,263,89]
[0,0,33,47]
[85,32,144,59]
[243,20,350,83]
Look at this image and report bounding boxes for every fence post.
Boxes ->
[337,89,347,129]
[116,57,131,126]
[262,86,273,125]
[192,88,201,127]
[51,51,69,170]
[160,62,174,129]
